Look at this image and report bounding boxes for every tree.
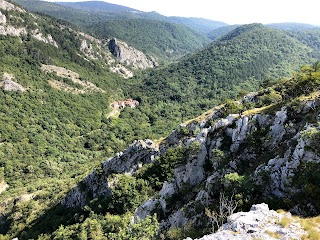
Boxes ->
[205,192,238,232]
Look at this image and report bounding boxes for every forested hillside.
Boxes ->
[8,61,320,239]
[1,1,320,239]
[127,23,316,136]
[55,1,227,33]
[89,19,210,61]
[10,0,217,62]
[0,2,162,237]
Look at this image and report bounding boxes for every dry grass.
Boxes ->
[276,209,320,240]
[183,105,224,125]
[300,216,320,240]
[278,216,293,227]
[265,230,281,239]
[242,104,276,116]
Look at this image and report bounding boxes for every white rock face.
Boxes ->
[32,30,58,48]
[108,38,157,69]
[254,124,320,198]
[269,107,287,145]
[0,0,25,12]
[0,11,6,24]
[0,182,8,194]
[0,24,27,36]
[134,199,160,223]
[0,73,26,92]
[188,204,306,240]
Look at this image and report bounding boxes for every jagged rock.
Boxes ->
[32,29,58,48]
[187,203,306,240]
[108,38,121,58]
[230,116,250,152]
[0,73,26,92]
[269,107,287,146]
[108,38,157,69]
[255,124,320,198]
[195,190,211,206]
[134,199,160,223]
[168,210,188,228]
[61,140,159,208]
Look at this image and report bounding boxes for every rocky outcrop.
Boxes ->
[110,64,134,79]
[255,123,320,198]
[0,182,8,194]
[0,11,6,24]
[186,203,306,240]
[41,64,105,94]
[134,97,320,231]
[0,73,26,92]
[60,85,320,236]
[0,25,27,36]
[61,140,159,208]
[108,38,157,69]
[0,0,25,13]
[32,29,58,48]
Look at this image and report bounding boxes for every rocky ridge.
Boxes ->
[186,203,306,240]
[60,76,320,237]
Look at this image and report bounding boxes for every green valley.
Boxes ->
[0,0,320,239]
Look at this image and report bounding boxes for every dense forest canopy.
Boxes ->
[0,1,320,239]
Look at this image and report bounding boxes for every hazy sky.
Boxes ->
[48,0,320,25]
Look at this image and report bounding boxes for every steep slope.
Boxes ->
[129,23,315,127]
[11,0,215,62]
[20,63,320,239]
[0,1,159,237]
[288,28,320,59]
[89,19,211,61]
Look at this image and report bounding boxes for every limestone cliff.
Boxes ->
[0,0,156,79]
[108,38,157,70]
[60,68,320,238]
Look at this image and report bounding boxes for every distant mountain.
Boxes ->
[55,1,227,33]
[267,22,319,31]
[135,23,316,111]
[288,29,320,59]
[208,24,239,40]
[166,16,227,34]
[57,0,139,13]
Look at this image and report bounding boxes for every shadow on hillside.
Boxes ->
[16,203,85,239]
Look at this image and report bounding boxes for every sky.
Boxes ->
[47,0,320,25]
